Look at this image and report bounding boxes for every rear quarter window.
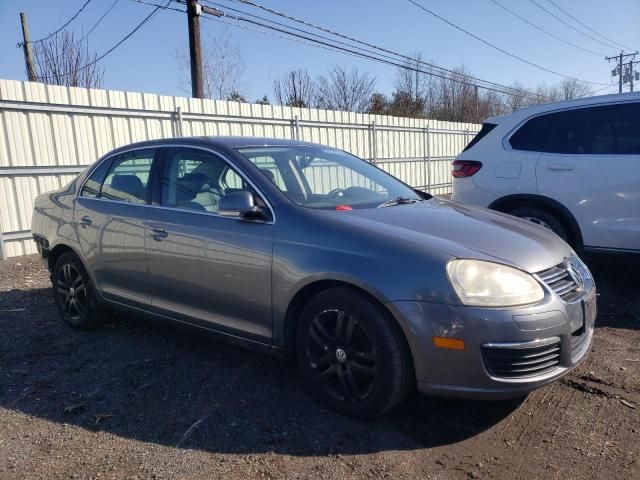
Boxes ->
[463,123,497,151]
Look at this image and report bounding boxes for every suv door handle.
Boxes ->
[149,228,168,241]
[547,164,575,171]
[79,216,92,227]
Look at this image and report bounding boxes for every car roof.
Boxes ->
[485,91,640,124]
[107,136,324,155]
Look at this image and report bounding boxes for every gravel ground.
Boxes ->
[0,254,639,480]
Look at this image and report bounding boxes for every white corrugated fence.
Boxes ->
[0,79,480,258]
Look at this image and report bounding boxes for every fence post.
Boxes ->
[370,120,377,163]
[292,114,300,140]
[425,125,431,191]
[175,106,184,137]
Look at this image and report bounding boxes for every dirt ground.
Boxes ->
[0,254,638,480]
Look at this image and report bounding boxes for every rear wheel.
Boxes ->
[52,252,106,329]
[296,288,412,418]
[507,206,570,243]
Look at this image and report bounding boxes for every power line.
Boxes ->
[489,0,606,57]
[213,0,547,99]
[21,0,95,46]
[193,2,545,100]
[209,0,534,97]
[79,0,122,43]
[38,0,170,81]
[545,0,636,52]
[527,0,619,51]
[406,0,608,85]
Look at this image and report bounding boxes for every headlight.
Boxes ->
[447,259,544,307]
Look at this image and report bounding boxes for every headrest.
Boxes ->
[111,175,144,200]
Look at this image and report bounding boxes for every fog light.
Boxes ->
[432,336,465,350]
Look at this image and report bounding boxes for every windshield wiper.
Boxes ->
[377,196,422,208]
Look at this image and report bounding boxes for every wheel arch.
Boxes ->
[488,194,583,250]
[47,243,80,272]
[282,280,415,382]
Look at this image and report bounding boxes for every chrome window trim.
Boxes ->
[501,99,640,155]
[77,143,276,225]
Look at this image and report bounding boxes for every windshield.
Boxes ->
[236,146,422,210]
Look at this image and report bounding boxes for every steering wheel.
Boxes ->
[327,188,345,199]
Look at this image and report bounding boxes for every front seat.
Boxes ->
[184,172,219,212]
[175,178,207,211]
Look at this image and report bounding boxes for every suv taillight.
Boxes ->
[452,160,482,178]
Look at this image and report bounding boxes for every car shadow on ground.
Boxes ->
[586,255,640,330]
[0,287,522,456]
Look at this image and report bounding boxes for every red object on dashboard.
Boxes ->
[335,205,353,211]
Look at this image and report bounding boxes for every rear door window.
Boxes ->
[100,149,155,204]
[510,109,588,154]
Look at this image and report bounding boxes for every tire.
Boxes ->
[52,251,106,330]
[507,206,570,243]
[296,288,413,418]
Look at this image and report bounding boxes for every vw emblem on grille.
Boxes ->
[568,263,584,290]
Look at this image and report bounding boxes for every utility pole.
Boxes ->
[624,59,640,92]
[606,51,638,93]
[187,0,204,98]
[19,12,37,82]
[474,85,479,122]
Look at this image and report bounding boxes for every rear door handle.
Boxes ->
[79,216,92,227]
[149,228,168,241]
[547,164,575,171]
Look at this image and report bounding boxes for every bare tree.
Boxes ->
[177,30,245,100]
[505,81,533,112]
[394,53,439,117]
[557,78,592,100]
[33,30,103,88]
[273,69,315,108]
[315,66,376,112]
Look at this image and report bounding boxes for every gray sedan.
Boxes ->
[31,136,597,418]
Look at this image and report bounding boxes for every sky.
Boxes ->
[1,0,639,101]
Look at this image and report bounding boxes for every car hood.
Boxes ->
[322,198,571,273]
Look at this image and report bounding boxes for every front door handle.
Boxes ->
[149,228,168,241]
[79,216,92,227]
[547,164,575,171]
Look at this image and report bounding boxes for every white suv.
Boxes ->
[452,93,640,254]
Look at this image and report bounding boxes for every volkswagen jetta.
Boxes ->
[31,137,596,418]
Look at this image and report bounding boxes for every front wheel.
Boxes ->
[52,252,106,329]
[507,206,570,243]
[296,288,413,418]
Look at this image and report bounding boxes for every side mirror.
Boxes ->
[218,190,270,221]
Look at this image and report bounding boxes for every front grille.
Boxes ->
[570,329,590,361]
[536,263,582,303]
[482,338,561,379]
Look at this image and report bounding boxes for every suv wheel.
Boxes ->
[52,252,106,329]
[296,288,412,418]
[508,206,570,243]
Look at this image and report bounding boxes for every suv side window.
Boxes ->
[100,149,155,204]
[588,102,640,154]
[510,109,588,154]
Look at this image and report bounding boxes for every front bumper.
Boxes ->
[388,286,597,400]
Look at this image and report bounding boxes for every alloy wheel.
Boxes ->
[56,263,87,321]
[306,309,377,403]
